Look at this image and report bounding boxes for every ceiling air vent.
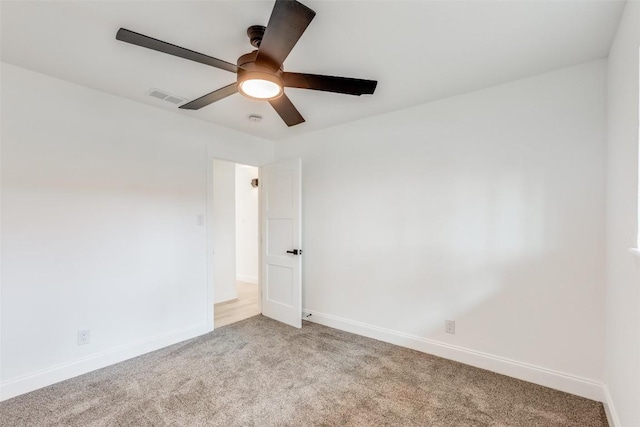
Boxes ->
[165,96,185,105]
[149,89,168,100]
[147,88,186,105]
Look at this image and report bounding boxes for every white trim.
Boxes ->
[206,155,215,331]
[236,274,259,285]
[214,290,238,304]
[0,323,210,402]
[602,385,621,427]
[302,309,605,402]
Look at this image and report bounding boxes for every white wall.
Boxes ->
[0,62,273,400]
[212,159,237,303]
[235,164,259,284]
[276,60,607,399]
[605,2,640,426]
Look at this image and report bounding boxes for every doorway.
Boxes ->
[211,159,260,328]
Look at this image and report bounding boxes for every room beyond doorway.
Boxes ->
[214,281,260,327]
[211,159,260,328]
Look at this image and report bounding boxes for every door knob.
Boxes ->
[286,249,303,255]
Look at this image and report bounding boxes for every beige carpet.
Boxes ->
[0,316,607,426]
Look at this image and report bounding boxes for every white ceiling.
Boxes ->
[1,1,625,141]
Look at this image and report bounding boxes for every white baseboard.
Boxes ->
[302,309,605,402]
[602,385,621,427]
[236,274,258,285]
[0,323,211,402]
[214,290,238,304]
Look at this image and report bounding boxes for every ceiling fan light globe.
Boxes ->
[239,79,283,100]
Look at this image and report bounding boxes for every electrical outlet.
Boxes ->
[78,329,90,345]
[196,214,205,226]
[445,320,455,334]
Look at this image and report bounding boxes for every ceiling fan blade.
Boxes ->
[116,28,238,74]
[283,72,378,96]
[179,83,238,110]
[255,0,316,69]
[269,93,305,127]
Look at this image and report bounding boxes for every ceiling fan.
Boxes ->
[116,0,378,127]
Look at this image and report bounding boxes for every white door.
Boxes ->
[260,158,302,328]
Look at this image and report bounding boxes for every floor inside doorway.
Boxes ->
[214,281,260,327]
